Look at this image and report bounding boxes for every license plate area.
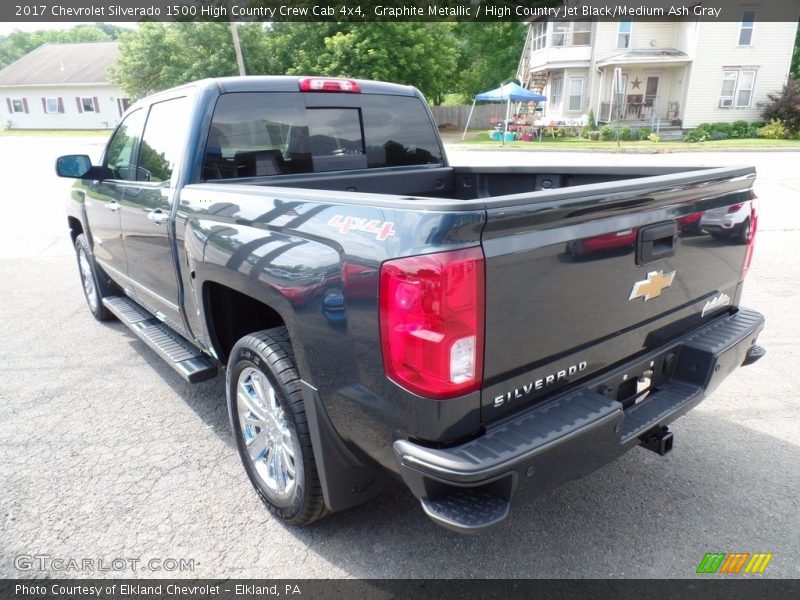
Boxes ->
[589,350,678,410]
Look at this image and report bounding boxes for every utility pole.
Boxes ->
[230,21,246,76]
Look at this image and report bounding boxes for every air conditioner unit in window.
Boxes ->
[719,98,733,108]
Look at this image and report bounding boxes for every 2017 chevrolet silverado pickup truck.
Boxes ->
[57,76,765,533]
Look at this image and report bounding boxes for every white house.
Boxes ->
[0,41,129,130]
[517,10,799,132]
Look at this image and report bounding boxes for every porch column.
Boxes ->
[595,68,605,123]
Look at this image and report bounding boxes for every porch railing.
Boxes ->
[598,96,660,123]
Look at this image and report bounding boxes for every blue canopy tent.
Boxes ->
[462,82,547,142]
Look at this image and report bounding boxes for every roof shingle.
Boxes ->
[0,41,119,86]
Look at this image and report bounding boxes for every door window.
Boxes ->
[138,96,192,183]
[104,109,145,181]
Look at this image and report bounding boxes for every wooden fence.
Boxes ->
[429,104,511,131]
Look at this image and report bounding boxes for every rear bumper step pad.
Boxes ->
[395,307,764,532]
[102,296,217,383]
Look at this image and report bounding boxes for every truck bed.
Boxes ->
[186,163,755,424]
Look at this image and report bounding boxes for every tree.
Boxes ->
[0,24,121,70]
[759,76,800,135]
[284,23,459,105]
[453,22,527,101]
[791,20,800,80]
[110,22,267,99]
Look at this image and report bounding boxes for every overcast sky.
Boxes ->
[0,22,137,36]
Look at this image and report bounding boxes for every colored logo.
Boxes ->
[628,270,676,301]
[696,552,773,574]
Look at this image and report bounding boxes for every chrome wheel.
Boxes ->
[236,367,299,501]
[78,247,98,312]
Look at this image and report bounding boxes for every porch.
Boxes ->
[594,49,689,128]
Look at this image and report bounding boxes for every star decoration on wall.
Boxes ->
[631,78,642,89]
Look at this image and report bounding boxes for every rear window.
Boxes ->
[203,92,442,181]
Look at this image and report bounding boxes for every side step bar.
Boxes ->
[102,296,218,383]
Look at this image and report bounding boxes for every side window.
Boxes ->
[104,109,145,181]
[138,96,191,183]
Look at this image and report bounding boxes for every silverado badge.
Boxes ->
[629,270,676,301]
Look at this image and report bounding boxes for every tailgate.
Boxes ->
[480,167,755,423]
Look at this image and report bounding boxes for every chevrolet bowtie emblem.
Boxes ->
[629,270,676,301]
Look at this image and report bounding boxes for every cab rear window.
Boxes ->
[202,92,442,181]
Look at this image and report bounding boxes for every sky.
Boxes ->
[0,22,137,36]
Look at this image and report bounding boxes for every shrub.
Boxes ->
[757,119,789,139]
[589,131,601,141]
[759,76,800,135]
[600,125,615,141]
[587,109,596,130]
[730,120,755,139]
[647,132,660,143]
[618,126,631,141]
[709,122,734,137]
[636,126,652,140]
[710,130,729,140]
[683,129,709,143]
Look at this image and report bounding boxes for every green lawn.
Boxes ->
[452,131,800,152]
[0,127,110,137]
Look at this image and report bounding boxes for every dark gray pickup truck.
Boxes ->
[57,76,765,532]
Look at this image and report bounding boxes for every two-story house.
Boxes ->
[517,13,798,133]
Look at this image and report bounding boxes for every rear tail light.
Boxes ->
[379,248,485,399]
[727,202,744,214]
[741,192,758,280]
[298,77,361,93]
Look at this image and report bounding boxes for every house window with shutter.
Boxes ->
[81,97,98,112]
[45,98,60,113]
[10,98,27,113]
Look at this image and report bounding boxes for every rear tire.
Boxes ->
[74,234,114,321]
[226,327,327,525]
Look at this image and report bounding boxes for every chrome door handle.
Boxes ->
[105,201,121,212]
[147,209,169,224]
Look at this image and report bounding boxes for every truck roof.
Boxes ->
[133,76,419,110]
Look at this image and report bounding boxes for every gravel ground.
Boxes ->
[0,137,798,578]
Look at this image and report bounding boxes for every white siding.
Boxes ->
[545,68,590,117]
[674,22,694,54]
[593,21,680,62]
[0,84,125,129]
[682,21,798,128]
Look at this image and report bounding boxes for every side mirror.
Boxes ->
[55,154,93,178]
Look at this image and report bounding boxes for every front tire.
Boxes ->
[74,233,114,321]
[226,327,327,525]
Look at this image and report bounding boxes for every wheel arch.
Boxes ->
[202,278,290,364]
